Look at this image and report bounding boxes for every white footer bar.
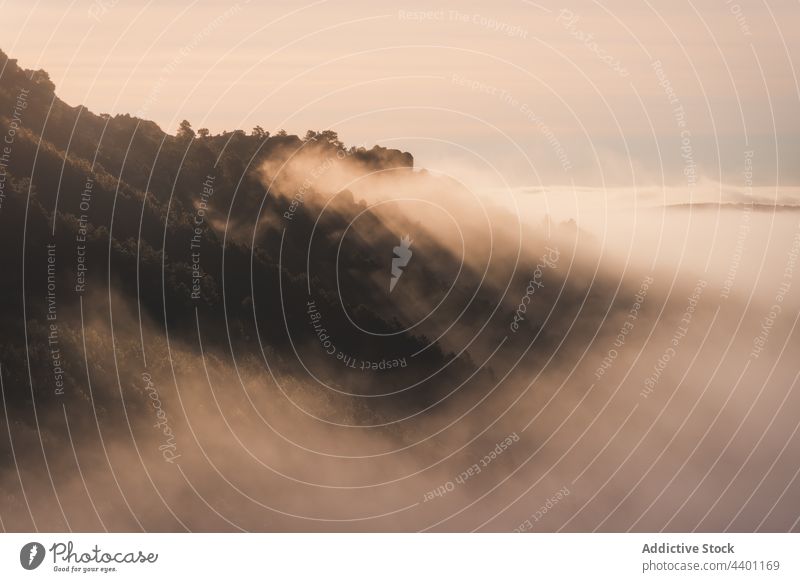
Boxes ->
[1,533,797,581]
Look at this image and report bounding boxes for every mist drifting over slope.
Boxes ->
[1,0,799,534]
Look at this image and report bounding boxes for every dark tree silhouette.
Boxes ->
[177,119,195,139]
[251,125,268,139]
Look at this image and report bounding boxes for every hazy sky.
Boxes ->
[2,0,799,192]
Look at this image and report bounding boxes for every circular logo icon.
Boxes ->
[20,542,46,570]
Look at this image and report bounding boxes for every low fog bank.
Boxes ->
[2,139,799,533]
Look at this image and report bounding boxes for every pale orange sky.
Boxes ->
[2,0,799,191]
